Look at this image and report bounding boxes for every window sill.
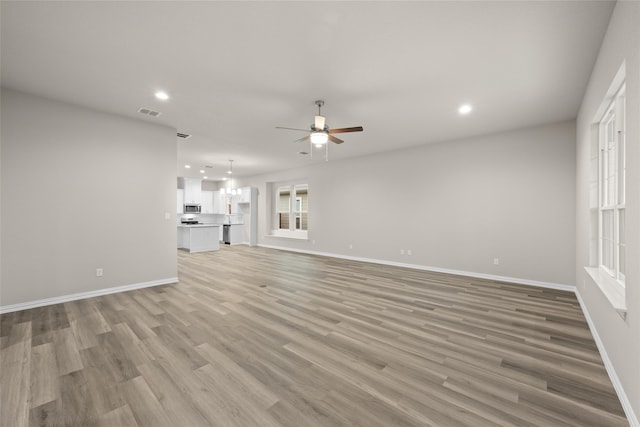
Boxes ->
[584,267,627,319]
[266,230,308,240]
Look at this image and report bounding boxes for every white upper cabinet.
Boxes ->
[181,177,202,204]
[238,187,252,203]
[212,191,226,214]
[201,191,214,214]
[230,195,239,214]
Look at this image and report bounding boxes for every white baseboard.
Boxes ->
[258,243,637,426]
[257,244,575,292]
[575,290,639,427]
[0,277,178,314]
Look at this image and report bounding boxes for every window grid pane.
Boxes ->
[596,87,625,285]
[294,186,308,231]
[602,209,614,272]
[278,189,290,230]
[618,208,625,280]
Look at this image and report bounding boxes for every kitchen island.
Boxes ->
[177,224,220,253]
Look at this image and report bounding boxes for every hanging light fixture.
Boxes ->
[310,131,328,147]
[220,160,242,196]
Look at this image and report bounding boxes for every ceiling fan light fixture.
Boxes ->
[310,131,328,145]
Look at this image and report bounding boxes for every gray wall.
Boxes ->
[576,1,640,421]
[243,120,576,287]
[1,89,178,308]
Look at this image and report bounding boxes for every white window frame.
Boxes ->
[270,182,308,239]
[597,84,625,286]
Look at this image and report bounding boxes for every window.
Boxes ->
[277,187,290,230]
[271,182,308,238]
[598,84,625,285]
[294,185,308,231]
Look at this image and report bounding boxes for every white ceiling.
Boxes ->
[1,1,614,181]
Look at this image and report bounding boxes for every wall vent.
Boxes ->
[138,107,161,117]
[177,132,192,139]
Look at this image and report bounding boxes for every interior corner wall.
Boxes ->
[0,88,178,308]
[575,1,640,423]
[244,120,576,288]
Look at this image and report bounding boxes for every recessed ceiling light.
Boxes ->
[203,176,208,179]
[223,177,228,181]
[458,104,473,115]
[200,170,205,173]
[184,165,191,168]
[227,170,232,174]
[155,91,169,101]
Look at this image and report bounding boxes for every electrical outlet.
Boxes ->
[407,249,412,256]
[349,243,353,250]
[96,268,103,277]
[400,249,405,255]
[493,258,499,265]
[312,239,316,245]
[164,212,171,220]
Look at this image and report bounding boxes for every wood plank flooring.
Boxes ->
[0,245,628,426]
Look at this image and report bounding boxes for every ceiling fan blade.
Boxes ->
[328,135,344,144]
[276,126,310,132]
[329,126,363,134]
[294,135,311,144]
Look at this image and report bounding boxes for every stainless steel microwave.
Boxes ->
[184,204,201,214]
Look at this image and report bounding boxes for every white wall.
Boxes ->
[1,89,178,309]
[576,1,640,423]
[243,120,576,287]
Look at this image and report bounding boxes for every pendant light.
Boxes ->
[220,160,241,196]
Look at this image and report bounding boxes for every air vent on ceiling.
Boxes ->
[177,132,192,139]
[138,107,161,117]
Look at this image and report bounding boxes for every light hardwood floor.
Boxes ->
[1,245,628,426]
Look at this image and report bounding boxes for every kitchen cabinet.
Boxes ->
[230,195,239,214]
[182,177,202,204]
[223,224,245,245]
[212,191,226,214]
[177,224,220,253]
[238,187,252,203]
[201,191,214,214]
[177,189,184,214]
[237,187,258,246]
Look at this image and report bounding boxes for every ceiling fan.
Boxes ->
[276,100,363,148]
